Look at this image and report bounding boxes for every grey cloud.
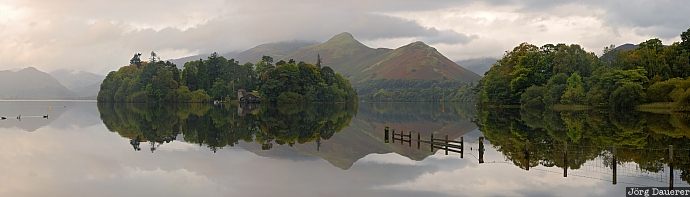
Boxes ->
[420,29,478,45]
[1,0,689,73]
[114,8,475,55]
[486,0,690,39]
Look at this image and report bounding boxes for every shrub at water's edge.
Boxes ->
[98,53,356,103]
[479,27,690,111]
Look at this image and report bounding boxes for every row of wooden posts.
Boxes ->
[383,126,678,188]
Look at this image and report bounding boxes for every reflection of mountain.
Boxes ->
[240,102,478,169]
[97,102,477,169]
[0,101,97,132]
[478,107,690,184]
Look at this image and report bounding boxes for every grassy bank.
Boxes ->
[550,104,593,111]
[637,102,677,114]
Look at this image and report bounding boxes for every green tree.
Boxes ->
[561,72,585,104]
[544,73,568,105]
[610,82,646,110]
[521,85,546,108]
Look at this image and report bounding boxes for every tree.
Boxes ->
[561,72,586,104]
[610,82,646,110]
[316,54,322,68]
[544,73,568,105]
[521,85,546,108]
[647,80,677,102]
[99,52,356,103]
[130,53,142,66]
[682,27,690,51]
[674,89,690,111]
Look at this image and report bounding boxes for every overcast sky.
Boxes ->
[0,0,688,74]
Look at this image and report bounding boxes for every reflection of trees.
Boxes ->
[479,107,690,183]
[98,102,356,152]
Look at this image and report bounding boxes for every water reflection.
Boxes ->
[4,101,690,196]
[477,107,690,185]
[97,102,358,153]
[96,102,477,170]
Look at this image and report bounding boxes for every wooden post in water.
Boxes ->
[563,143,568,178]
[612,146,617,185]
[461,136,464,159]
[430,133,434,152]
[417,132,421,149]
[670,145,674,189]
[384,127,390,143]
[525,140,530,171]
[444,135,449,155]
[479,137,484,163]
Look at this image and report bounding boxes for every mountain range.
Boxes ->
[454,57,498,76]
[171,32,481,85]
[0,67,103,100]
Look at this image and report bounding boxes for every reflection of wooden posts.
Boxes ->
[408,131,412,147]
[461,136,464,159]
[391,129,396,143]
[417,132,421,149]
[612,146,617,185]
[317,138,321,152]
[564,142,568,177]
[525,141,530,171]
[400,130,404,145]
[444,135,449,155]
[669,145,674,189]
[384,127,390,143]
[479,137,484,163]
[430,133,434,152]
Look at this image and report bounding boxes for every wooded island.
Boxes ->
[98,53,356,103]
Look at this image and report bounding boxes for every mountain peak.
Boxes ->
[403,41,432,49]
[20,67,40,72]
[324,32,362,46]
[330,32,354,40]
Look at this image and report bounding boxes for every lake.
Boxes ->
[0,101,688,197]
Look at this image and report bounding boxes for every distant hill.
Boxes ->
[286,33,393,80]
[600,43,638,63]
[235,40,319,63]
[169,41,316,68]
[360,41,479,82]
[455,57,498,76]
[171,32,481,84]
[50,69,104,98]
[0,67,76,99]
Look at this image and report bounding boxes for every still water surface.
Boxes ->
[0,101,688,197]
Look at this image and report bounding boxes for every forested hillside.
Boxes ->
[480,27,690,111]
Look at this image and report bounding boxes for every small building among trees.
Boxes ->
[237,89,261,103]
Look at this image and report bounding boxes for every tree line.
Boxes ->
[98,53,357,103]
[480,27,690,111]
